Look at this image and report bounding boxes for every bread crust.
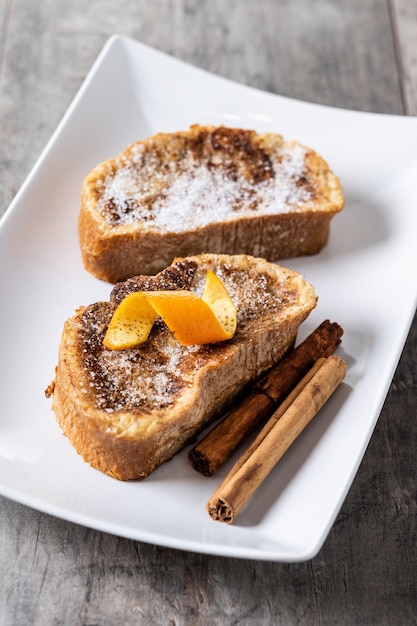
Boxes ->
[50,254,317,480]
[79,125,344,283]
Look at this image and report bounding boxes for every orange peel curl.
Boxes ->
[103,270,237,349]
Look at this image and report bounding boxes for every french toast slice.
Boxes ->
[49,254,317,480]
[79,125,344,283]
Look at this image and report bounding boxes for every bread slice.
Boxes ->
[79,125,344,283]
[49,254,317,480]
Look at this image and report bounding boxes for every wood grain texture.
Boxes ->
[390,0,417,114]
[1,1,417,624]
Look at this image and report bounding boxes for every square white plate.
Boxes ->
[1,35,417,562]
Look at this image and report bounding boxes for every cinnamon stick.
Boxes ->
[217,357,325,484]
[189,320,343,476]
[206,355,347,523]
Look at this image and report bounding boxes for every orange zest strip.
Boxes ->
[202,270,237,338]
[103,270,237,350]
[103,292,157,350]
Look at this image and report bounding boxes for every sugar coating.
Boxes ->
[97,337,194,413]
[80,264,292,414]
[97,142,315,232]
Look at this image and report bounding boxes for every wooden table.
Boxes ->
[1,2,416,623]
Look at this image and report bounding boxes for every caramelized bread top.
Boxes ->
[71,254,316,423]
[82,125,344,234]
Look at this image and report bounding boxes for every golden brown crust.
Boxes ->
[50,254,317,480]
[79,125,344,283]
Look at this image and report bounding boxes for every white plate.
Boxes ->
[1,35,417,562]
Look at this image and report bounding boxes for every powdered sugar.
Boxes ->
[98,142,314,231]
[98,340,186,412]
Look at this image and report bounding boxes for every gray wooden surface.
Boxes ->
[1,1,417,624]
